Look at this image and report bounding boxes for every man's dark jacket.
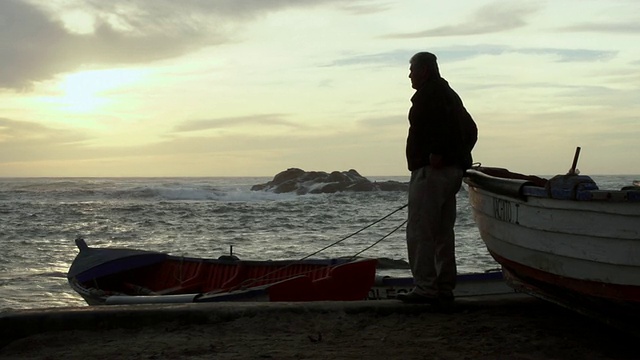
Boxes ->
[406,77,477,171]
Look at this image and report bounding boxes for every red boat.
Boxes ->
[68,238,378,305]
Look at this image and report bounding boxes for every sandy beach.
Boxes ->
[0,296,636,360]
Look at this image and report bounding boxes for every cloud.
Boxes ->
[1,0,373,90]
[559,21,640,34]
[382,1,541,38]
[0,113,402,176]
[0,0,224,90]
[173,114,305,132]
[0,118,89,161]
[327,50,414,67]
[329,45,617,67]
[516,48,617,63]
[338,2,391,15]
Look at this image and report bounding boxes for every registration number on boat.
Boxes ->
[492,198,519,224]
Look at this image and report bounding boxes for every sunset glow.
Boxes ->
[0,0,638,177]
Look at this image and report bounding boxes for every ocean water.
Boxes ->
[0,175,637,311]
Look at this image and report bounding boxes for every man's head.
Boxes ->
[409,52,440,90]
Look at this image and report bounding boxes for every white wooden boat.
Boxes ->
[464,159,640,320]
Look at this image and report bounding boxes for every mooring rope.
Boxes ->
[226,203,408,291]
[297,202,408,261]
[348,218,408,260]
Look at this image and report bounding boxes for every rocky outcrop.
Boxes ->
[251,168,408,195]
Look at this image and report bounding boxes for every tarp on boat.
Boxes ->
[68,239,167,283]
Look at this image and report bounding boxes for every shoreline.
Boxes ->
[1,296,636,359]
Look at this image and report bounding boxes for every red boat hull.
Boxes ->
[68,240,378,305]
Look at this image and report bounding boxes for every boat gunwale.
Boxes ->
[465,168,640,203]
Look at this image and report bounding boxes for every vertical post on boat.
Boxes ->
[568,147,581,175]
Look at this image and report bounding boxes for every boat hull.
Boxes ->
[465,169,640,307]
[68,239,379,305]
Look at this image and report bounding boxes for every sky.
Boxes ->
[0,0,638,177]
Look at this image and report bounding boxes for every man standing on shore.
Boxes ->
[398,52,477,310]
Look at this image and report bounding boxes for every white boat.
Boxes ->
[463,154,640,321]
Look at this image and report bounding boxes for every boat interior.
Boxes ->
[81,256,350,296]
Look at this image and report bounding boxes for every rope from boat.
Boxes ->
[226,203,408,291]
[348,218,408,259]
[296,203,408,261]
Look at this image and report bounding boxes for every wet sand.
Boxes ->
[0,296,635,360]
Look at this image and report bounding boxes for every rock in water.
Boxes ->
[251,168,408,194]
